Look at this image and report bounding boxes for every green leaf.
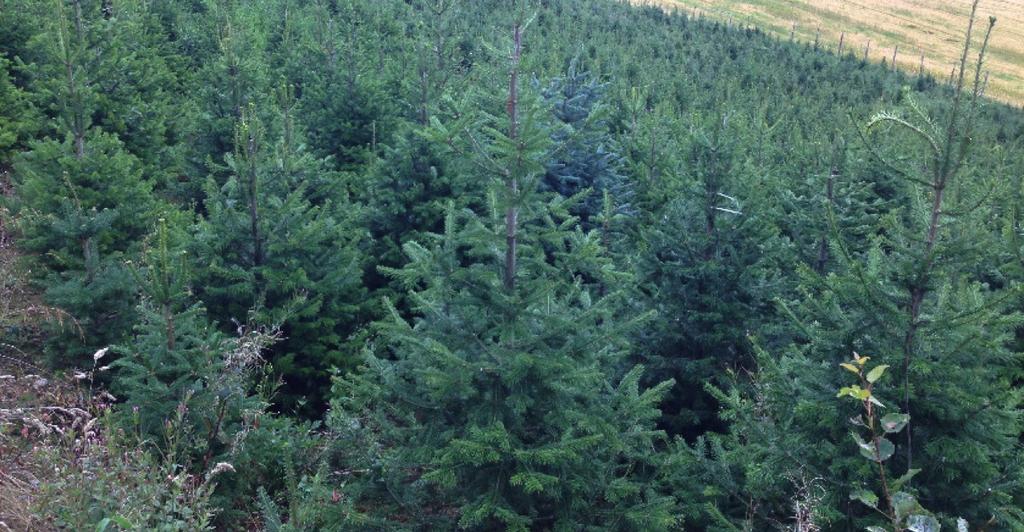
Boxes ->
[96,515,133,532]
[880,413,910,434]
[841,363,861,375]
[840,384,872,401]
[891,468,920,491]
[866,364,889,383]
[875,437,895,461]
[852,433,876,461]
[907,514,940,532]
[855,435,895,462]
[892,491,923,520]
[850,488,879,509]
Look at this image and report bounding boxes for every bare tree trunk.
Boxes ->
[165,303,176,351]
[504,23,522,292]
[815,163,837,274]
[245,125,263,270]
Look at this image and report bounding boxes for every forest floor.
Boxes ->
[636,0,1024,106]
[0,174,97,532]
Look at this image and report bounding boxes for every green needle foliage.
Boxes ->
[192,99,367,416]
[113,218,225,440]
[325,18,678,529]
[4,0,1024,529]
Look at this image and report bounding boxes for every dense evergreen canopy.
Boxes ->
[2,0,1023,529]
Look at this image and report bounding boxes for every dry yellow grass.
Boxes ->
[634,0,1024,106]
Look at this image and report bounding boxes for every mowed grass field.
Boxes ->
[636,0,1024,106]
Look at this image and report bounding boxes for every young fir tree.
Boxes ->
[9,0,167,366]
[361,123,456,293]
[326,17,679,530]
[192,94,366,416]
[11,34,146,362]
[700,5,1024,528]
[21,0,184,187]
[181,0,277,201]
[409,0,476,125]
[13,133,153,367]
[633,112,791,437]
[0,56,35,161]
[297,0,397,171]
[538,58,630,229]
[112,218,226,440]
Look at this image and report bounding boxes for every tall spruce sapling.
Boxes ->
[113,218,226,441]
[409,0,471,126]
[538,58,631,229]
[852,3,1024,522]
[183,0,275,198]
[298,0,394,170]
[8,0,168,366]
[114,218,292,502]
[634,113,791,436]
[725,2,1024,525]
[859,2,998,452]
[10,1,153,364]
[327,14,679,530]
[21,0,183,184]
[193,96,366,416]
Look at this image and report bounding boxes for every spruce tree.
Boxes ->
[634,113,791,436]
[13,131,153,366]
[701,5,1024,527]
[327,17,679,530]
[181,0,278,201]
[112,218,226,440]
[20,0,184,186]
[8,0,168,366]
[538,58,630,228]
[193,95,366,415]
[297,0,397,170]
[361,123,456,293]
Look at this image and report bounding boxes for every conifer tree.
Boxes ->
[406,0,473,126]
[703,5,1024,527]
[10,0,156,361]
[539,59,630,228]
[0,56,35,160]
[327,16,679,530]
[112,218,226,440]
[182,0,277,199]
[297,0,397,170]
[21,0,184,185]
[13,131,153,366]
[634,113,791,436]
[361,124,456,292]
[8,0,171,365]
[193,94,366,415]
